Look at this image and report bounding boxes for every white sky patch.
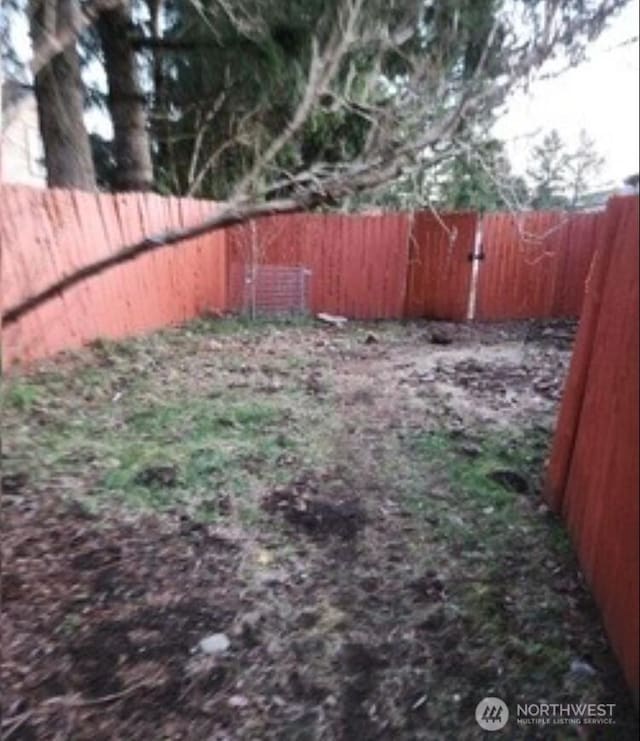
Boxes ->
[494,1,640,187]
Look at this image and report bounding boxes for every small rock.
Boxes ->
[199,633,230,655]
[256,549,273,566]
[227,694,249,708]
[364,332,379,345]
[570,658,598,678]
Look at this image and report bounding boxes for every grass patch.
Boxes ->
[403,424,584,695]
[3,381,41,411]
[94,398,291,516]
[186,314,317,336]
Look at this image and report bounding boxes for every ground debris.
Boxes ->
[487,469,530,494]
[316,312,348,327]
[429,330,453,345]
[263,476,365,541]
[2,317,637,740]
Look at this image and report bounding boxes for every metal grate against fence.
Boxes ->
[230,263,312,318]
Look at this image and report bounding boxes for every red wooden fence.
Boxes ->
[1,185,227,367]
[227,212,411,319]
[1,186,606,369]
[405,211,477,320]
[475,211,600,320]
[545,196,639,701]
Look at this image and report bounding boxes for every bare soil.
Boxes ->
[2,317,637,740]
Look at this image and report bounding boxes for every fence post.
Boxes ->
[466,214,484,320]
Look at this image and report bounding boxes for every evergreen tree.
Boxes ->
[527,129,571,208]
[565,129,605,208]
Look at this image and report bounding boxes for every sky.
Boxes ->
[494,1,640,188]
[6,1,640,189]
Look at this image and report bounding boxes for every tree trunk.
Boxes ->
[145,0,175,191]
[30,0,97,190]
[98,1,154,191]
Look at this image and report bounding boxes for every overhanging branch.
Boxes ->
[2,196,312,326]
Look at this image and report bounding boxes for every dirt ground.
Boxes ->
[2,317,637,740]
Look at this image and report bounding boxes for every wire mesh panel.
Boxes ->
[230,263,312,317]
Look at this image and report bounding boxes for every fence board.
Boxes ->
[405,211,477,320]
[1,185,226,367]
[226,212,410,319]
[475,211,599,320]
[0,187,617,365]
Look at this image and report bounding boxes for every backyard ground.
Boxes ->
[1,317,637,740]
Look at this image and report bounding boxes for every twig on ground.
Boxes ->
[1,676,158,740]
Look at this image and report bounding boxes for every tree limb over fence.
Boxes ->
[3,0,629,326]
[1,196,308,326]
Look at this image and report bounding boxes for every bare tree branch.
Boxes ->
[2,196,313,326]
[231,0,366,199]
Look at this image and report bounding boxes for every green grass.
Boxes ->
[2,322,333,522]
[399,424,580,690]
[80,397,293,515]
[187,314,317,336]
[3,381,41,411]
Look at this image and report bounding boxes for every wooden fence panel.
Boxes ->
[321,213,410,319]
[405,211,477,320]
[545,196,639,699]
[475,211,599,320]
[551,212,601,317]
[225,212,410,319]
[0,187,618,366]
[1,185,226,368]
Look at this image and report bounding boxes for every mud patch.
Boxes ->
[134,464,178,488]
[488,469,530,494]
[69,600,233,702]
[263,476,366,541]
